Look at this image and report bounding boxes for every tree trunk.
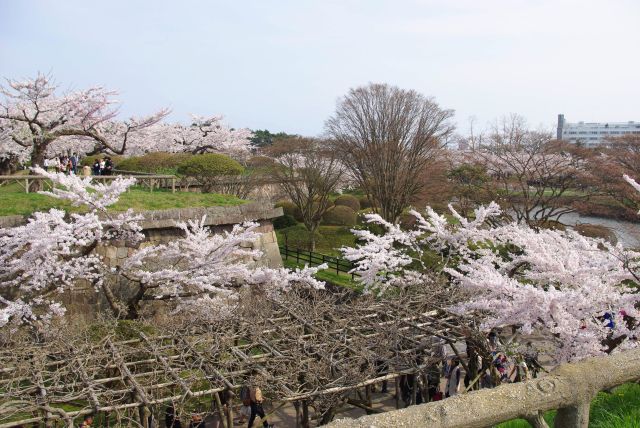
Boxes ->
[29,144,47,192]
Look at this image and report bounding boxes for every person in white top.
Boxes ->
[445,359,461,397]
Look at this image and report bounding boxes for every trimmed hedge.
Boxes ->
[398,212,418,230]
[322,205,356,226]
[177,154,244,193]
[359,196,374,209]
[116,152,193,174]
[275,200,303,222]
[273,214,298,230]
[334,194,361,212]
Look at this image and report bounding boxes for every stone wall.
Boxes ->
[1,203,283,315]
[0,202,283,268]
[96,202,283,268]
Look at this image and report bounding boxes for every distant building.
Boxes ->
[557,114,640,147]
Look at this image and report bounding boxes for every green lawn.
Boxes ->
[498,383,640,428]
[282,258,362,291]
[276,224,358,256]
[0,183,245,216]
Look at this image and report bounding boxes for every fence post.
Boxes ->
[296,247,300,264]
[172,177,176,193]
[25,178,29,194]
[554,401,591,428]
[336,258,339,275]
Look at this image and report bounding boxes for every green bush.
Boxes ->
[275,200,303,222]
[177,154,244,192]
[273,214,298,230]
[398,212,418,230]
[116,152,193,174]
[359,196,374,209]
[334,194,361,212]
[322,206,356,226]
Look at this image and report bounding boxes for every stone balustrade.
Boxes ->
[327,348,640,428]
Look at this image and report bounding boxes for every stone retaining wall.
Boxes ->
[1,203,284,315]
[0,203,283,268]
[98,202,284,268]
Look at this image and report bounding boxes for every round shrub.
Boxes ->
[359,196,373,209]
[322,206,356,226]
[398,212,418,230]
[334,194,361,212]
[177,154,244,192]
[273,214,298,230]
[275,200,303,222]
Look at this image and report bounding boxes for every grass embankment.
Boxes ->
[276,224,358,256]
[498,383,640,427]
[0,183,245,217]
[277,225,362,290]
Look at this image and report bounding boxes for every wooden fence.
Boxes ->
[0,174,177,193]
[279,244,358,279]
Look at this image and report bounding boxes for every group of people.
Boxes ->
[44,153,80,174]
[394,332,544,407]
[43,154,114,176]
[91,157,114,176]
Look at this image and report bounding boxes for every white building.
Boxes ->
[557,114,640,147]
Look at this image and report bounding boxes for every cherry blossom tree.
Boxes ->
[344,201,640,362]
[0,168,324,328]
[0,74,169,184]
[147,115,254,159]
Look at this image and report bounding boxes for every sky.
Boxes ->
[1,0,639,136]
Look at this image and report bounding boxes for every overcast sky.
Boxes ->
[1,0,638,136]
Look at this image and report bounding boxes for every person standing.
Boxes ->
[247,385,274,428]
[92,160,101,176]
[99,158,106,175]
[71,152,79,174]
[164,404,182,428]
[79,414,94,427]
[445,359,461,398]
[104,157,113,175]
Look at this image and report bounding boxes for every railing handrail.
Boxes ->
[327,347,640,428]
[279,244,358,278]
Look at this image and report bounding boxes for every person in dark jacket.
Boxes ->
[92,160,101,176]
[165,404,182,428]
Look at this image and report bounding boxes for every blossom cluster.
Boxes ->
[345,201,640,362]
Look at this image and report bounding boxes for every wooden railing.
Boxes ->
[0,174,177,193]
[327,348,640,428]
[279,244,358,279]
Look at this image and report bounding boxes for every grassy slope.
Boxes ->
[276,224,358,256]
[0,184,245,216]
[277,224,362,289]
[497,382,640,428]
